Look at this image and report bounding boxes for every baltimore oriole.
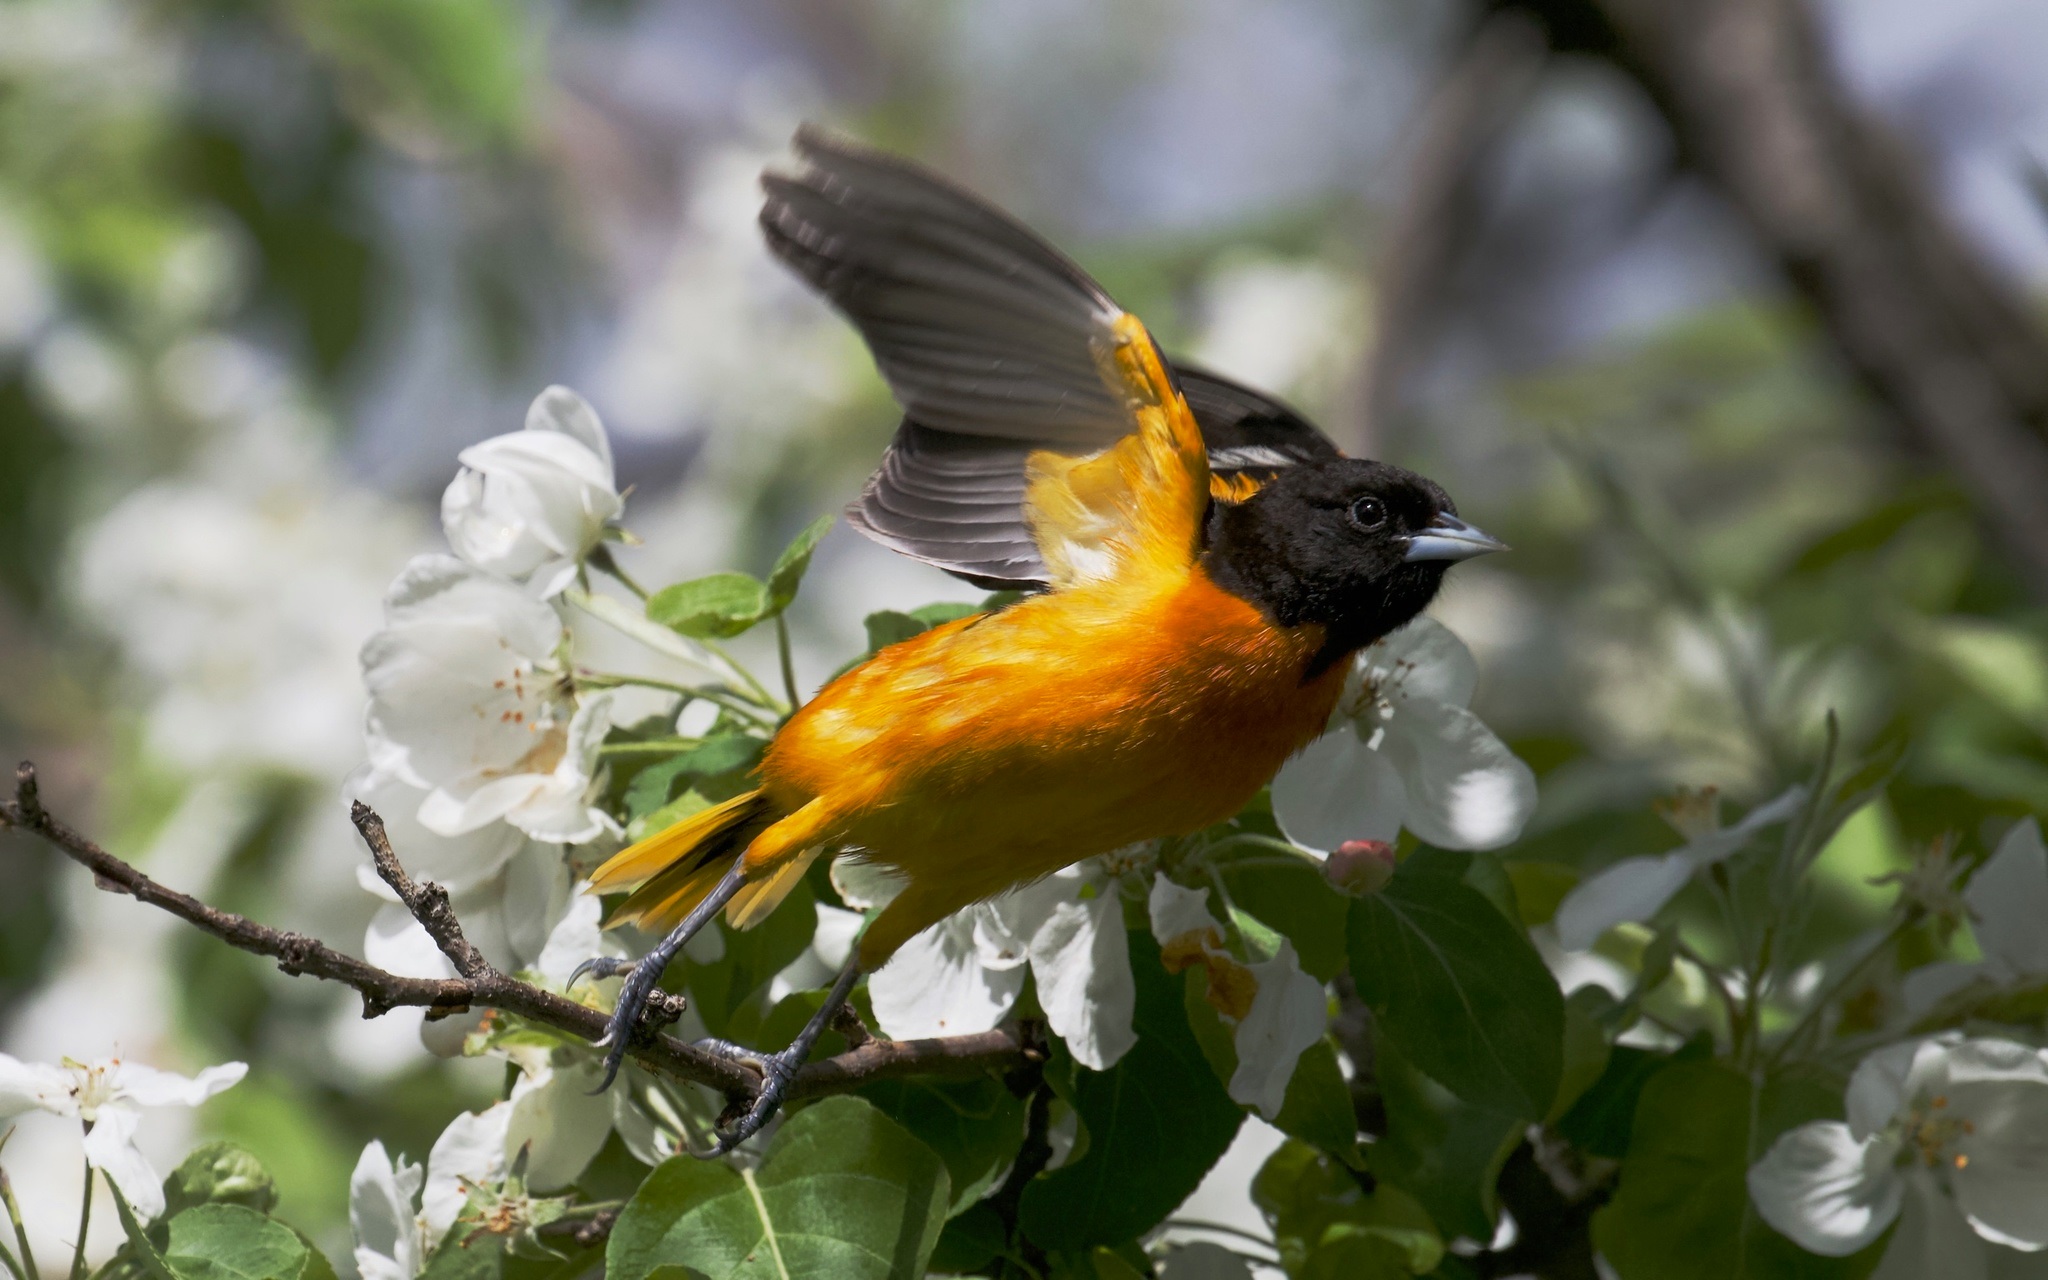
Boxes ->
[576,126,1505,1148]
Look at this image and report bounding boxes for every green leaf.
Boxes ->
[624,733,767,826]
[1215,851,1349,981]
[862,611,929,653]
[1547,988,1615,1124]
[686,878,818,1041]
[1592,1061,1884,1280]
[928,1203,1005,1276]
[1273,1040,1360,1160]
[1020,938,1244,1250]
[648,573,771,639]
[420,1219,505,1280]
[1556,1036,1711,1159]
[162,1206,307,1280]
[161,1143,278,1217]
[109,1183,178,1280]
[1347,849,1563,1117]
[766,514,837,615]
[1366,1036,1521,1242]
[1253,1138,1442,1277]
[607,1096,950,1280]
[858,1075,1027,1213]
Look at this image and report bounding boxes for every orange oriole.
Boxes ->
[578,126,1504,1146]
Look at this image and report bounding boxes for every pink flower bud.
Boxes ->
[1325,839,1397,896]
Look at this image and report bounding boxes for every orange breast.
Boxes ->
[760,568,1346,922]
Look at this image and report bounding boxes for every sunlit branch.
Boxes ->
[0,762,1040,1113]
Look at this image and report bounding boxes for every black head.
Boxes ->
[1200,459,1505,677]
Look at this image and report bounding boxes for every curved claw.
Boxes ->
[587,956,672,1095]
[568,955,636,988]
[697,1047,803,1158]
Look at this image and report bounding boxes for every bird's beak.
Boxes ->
[1403,514,1509,563]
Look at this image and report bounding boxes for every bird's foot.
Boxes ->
[701,1041,809,1157]
[579,955,687,1094]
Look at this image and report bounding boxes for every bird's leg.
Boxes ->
[699,953,865,1157]
[575,864,748,1092]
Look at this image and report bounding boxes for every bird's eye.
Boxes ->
[1348,496,1388,531]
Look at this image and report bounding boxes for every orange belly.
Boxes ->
[759,566,1345,950]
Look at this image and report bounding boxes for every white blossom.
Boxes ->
[1749,1036,2048,1275]
[1552,785,1808,952]
[0,1052,246,1218]
[1272,617,1536,855]
[349,1142,425,1280]
[441,385,622,598]
[1904,820,2048,1016]
[866,860,1138,1070]
[1148,878,1326,1118]
[361,555,616,843]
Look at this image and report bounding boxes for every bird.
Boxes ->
[574,125,1506,1150]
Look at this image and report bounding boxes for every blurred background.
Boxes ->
[4,0,2048,1265]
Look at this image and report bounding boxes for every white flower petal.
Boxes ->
[535,889,615,987]
[349,1142,424,1280]
[423,1103,510,1242]
[1848,1040,1951,1141]
[82,1106,166,1220]
[1381,697,1537,851]
[525,384,614,478]
[1873,1172,1990,1280]
[1366,616,1478,710]
[362,558,568,795]
[506,1062,614,1192]
[111,1060,246,1109]
[1029,883,1136,1071]
[1903,961,1991,1020]
[442,405,620,594]
[1681,785,1809,868]
[0,1053,78,1118]
[812,905,864,971]
[1552,853,1694,952]
[869,913,1025,1040]
[1228,941,1328,1120]
[1149,877,1223,949]
[1270,725,1406,855]
[1747,1121,1902,1256]
[1951,1077,2048,1250]
[829,855,907,911]
[346,767,526,893]
[1968,820,2048,979]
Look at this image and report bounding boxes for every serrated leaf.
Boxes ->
[1347,849,1563,1117]
[607,1096,949,1280]
[766,514,837,614]
[162,1206,307,1280]
[858,1075,1027,1214]
[1592,1061,1884,1280]
[648,573,770,639]
[1019,938,1243,1250]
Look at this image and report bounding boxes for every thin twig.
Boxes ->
[1,761,1035,1109]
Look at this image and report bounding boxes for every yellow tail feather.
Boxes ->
[590,790,783,933]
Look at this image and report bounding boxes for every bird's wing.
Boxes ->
[762,127,1336,590]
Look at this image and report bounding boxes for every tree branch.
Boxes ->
[0,761,1039,1109]
[1514,0,2048,596]
[1357,11,1550,454]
